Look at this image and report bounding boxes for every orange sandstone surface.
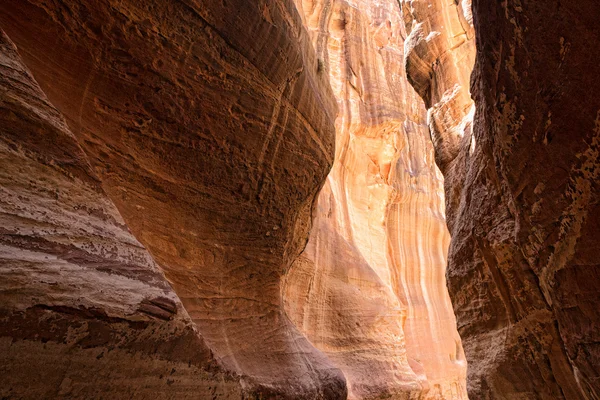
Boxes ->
[285,0,467,398]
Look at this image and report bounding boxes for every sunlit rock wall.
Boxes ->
[402,0,476,213]
[285,1,467,398]
[404,0,600,398]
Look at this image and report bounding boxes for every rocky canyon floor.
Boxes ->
[0,1,599,399]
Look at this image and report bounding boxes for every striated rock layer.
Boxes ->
[285,0,467,398]
[0,1,346,397]
[404,0,600,398]
[0,30,242,400]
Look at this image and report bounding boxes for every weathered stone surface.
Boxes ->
[404,0,600,398]
[0,30,242,400]
[402,0,476,185]
[0,0,345,397]
[8,0,599,398]
[285,1,467,398]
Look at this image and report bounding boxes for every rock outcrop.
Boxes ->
[0,30,242,399]
[285,0,467,398]
[0,1,345,397]
[404,0,600,398]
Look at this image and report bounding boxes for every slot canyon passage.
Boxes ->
[0,0,599,399]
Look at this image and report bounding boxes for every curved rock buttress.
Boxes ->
[285,0,467,398]
[0,30,242,399]
[401,0,476,193]
[404,0,600,398]
[0,1,346,397]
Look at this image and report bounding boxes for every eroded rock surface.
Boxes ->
[0,30,242,400]
[404,0,600,398]
[6,0,597,398]
[285,1,467,398]
[0,0,470,397]
[0,0,345,397]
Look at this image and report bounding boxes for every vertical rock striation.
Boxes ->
[0,30,242,399]
[404,0,600,398]
[0,1,345,397]
[285,0,467,398]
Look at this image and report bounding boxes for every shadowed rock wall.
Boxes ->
[0,30,242,400]
[0,1,345,397]
[403,0,600,398]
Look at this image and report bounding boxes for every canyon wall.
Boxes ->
[0,0,470,398]
[285,0,467,398]
[6,0,598,398]
[404,0,600,398]
[0,1,346,398]
[0,30,242,399]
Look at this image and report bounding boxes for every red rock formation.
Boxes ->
[285,0,467,398]
[0,0,472,397]
[0,1,345,397]
[0,30,242,399]
[404,0,600,398]
[7,0,599,398]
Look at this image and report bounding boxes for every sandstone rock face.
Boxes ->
[0,1,345,397]
[285,1,467,398]
[0,0,471,397]
[0,30,242,399]
[402,0,476,186]
[405,0,600,398]
[8,0,598,398]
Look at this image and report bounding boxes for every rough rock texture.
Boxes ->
[402,0,476,184]
[405,0,600,398]
[0,30,242,400]
[285,1,467,398]
[0,1,346,398]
